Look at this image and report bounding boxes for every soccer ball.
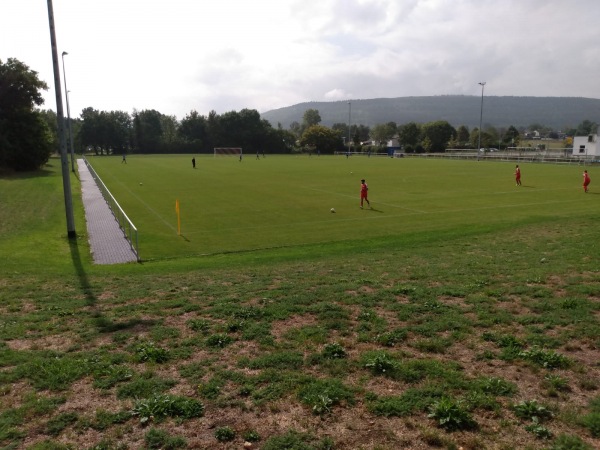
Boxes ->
[139,182,143,185]
[330,208,336,213]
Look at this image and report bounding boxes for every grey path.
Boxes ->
[77,159,138,264]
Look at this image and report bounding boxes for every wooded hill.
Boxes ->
[260,96,600,131]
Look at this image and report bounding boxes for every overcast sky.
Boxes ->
[2,0,600,120]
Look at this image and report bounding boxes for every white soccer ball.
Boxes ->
[330,208,336,213]
[139,182,143,185]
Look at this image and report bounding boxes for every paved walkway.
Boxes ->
[77,159,138,264]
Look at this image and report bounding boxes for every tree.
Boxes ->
[504,125,520,146]
[0,58,53,170]
[133,109,163,153]
[575,119,598,136]
[398,122,421,148]
[302,109,321,128]
[421,121,456,152]
[300,125,343,154]
[456,125,470,146]
[370,122,397,146]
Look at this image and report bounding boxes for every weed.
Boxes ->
[428,397,477,431]
[412,337,452,353]
[92,364,133,390]
[543,374,570,392]
[242,429,261,442]
[477,377,518,396]
[512,400,553,422]
[375,328,408,347]
[116,373,176,399]
[131,394,204,424]
[581,412,600,437]
[92,410,131,431]
[134,341,170,363]
[368,386,445,417]
[187,318,211,333]
[261,430,332,450]
[215,426,236,442]
[205,333,233,348]
[549,434,594,450]
[245,351,304,370]
[518,347,571,369]
[363,352,399,375]
[524,418,553,439]
[144,427,187,449]
[298,378,355,415]
[17,355,89,391]
[322,342,347,359]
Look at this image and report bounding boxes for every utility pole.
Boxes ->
[47,0,76,238]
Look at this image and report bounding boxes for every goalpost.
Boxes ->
[214,147,243,157]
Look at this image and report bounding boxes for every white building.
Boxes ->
[573,132,600,157]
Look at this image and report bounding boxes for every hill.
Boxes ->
[261,95,600,130]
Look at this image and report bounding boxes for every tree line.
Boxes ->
[2,57,598,171]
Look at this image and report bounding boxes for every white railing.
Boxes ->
[83,157,140,261]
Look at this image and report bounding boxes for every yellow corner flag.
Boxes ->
[175,199,181,236]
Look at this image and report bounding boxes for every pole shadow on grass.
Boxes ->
[69,236,157,333]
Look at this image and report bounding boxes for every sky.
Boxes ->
[2,0,600,121]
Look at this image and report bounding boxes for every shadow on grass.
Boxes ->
[69,236,157,333]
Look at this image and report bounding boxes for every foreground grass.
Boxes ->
[0,158,599,449]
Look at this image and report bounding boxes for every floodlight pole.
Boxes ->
[47,0,76,238]
[61,51,75,172]
[477,82,486,160]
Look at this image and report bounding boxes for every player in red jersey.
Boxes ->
[583,170,591,192]
[360,179,370,209]
[515,165,521,186]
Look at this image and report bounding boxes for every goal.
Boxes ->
[214,147,242,157]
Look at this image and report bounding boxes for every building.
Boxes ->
[572,130,600,157]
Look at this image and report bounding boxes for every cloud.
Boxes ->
[2,0,600,119]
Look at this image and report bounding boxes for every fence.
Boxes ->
[399,149,600,166]
[83,157,140,261]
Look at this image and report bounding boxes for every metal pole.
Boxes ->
[477,82,486,160]
[348,101,351,152]
[47,0,76,238]
[61,51,75,172]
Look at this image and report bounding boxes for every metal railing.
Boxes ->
[83,157,140,261]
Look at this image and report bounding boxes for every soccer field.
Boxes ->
[86,155,596,260]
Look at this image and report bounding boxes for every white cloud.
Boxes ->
[1,0,600,119]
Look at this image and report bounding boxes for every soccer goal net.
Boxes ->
[214,147,242,157]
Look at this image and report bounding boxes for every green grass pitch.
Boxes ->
[87,155,596,260]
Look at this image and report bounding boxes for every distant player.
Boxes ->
[192,157,196,169]
[515,165,521,186]
[122,153,127,164]
[360,179,370,209]
[583,170,591,192]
